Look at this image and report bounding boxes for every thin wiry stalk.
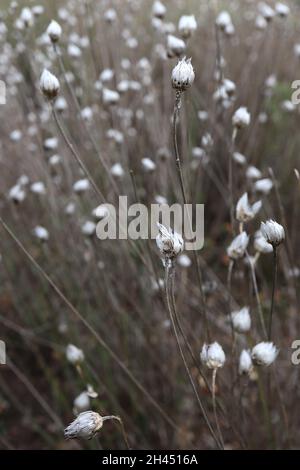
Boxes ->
[102,416,130,450]
[53,43,119,195]
[164,264,223,449]
[212,369,225,448]
[0,217,182,437]
[172,93,211,342]
[229,128,237,232]
[247,252,268,339]
[51,104,105,201]
[227,259,235,347]
[268,247,278,341]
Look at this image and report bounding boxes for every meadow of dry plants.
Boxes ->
[1,0,300,451]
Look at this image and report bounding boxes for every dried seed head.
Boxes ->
[254,230,273,254]
[231,307,251,334]
[171,57,195,91]
[260,220,285,247]
[239,350,253,375]
[64,411,103,439]
[40,69,60,101]
[227,231,249,260]
[236,193,262,223]
[201,342,226,369]
[152,1,166,19]
[178,15,197,39]
[156,223,184,265]
[66,344,85,365]
[251,342,278,366]
[232,106,251,128]
[47,20,62,43]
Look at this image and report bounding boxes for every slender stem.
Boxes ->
[247,252,268,339]
[227,259,235,347]
[212,369,225,448]
[102,415,130,450]
[229,128,237,232]
[165,265,222,449]
[268,247,277,341]
[51,105,105,201]
[172,93,211,341]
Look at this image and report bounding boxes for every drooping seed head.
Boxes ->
[227,231,249,260]
[64,411,103,439]
[239,349,253,375]
[231,307,251,334]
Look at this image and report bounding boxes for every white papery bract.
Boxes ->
[201,342,226,369]
[64,411,103,439]
[251,342,278,366]
[152,1,166,19]
[236,193,262,223]
[254,230,273,254]
[261,220,285,247]
[167,34,186,58]
[275,3,290,17]
[73,392,90,415]
[227,231,249,260]
[33,225,49,241]
[253,177,273,194]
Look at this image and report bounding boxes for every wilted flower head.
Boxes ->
[156,223,184,265]
[239,350,253,375]
[251,342,278,366]
[47,20,62,43]
[172,57,195,91]
[40,69,60,101]
[231,307,251,333]
[64,411,103,439]
[201,342,226,369]
[178,15,197,39]
[227,231,249,260]
[232,106,251,128]
[66,344,85,365]
[260,220,285,247]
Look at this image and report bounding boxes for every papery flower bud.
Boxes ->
[236,193,262,223]
[172,57,195,91]
[260,220,285,247]
[201,342,226,369]
[231,307,251,333]
[156,223,184,265]
[227,231,249,260]
[239,349,253,375]
[64,411,103,439]
[178,15,197,39]
[66,344,85,365]
[73,392,90,415]
[254,177,273,194]
[232,106,251,128]
[47,20,62,43]
[251,342,278,366]
[40,69,60,101]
